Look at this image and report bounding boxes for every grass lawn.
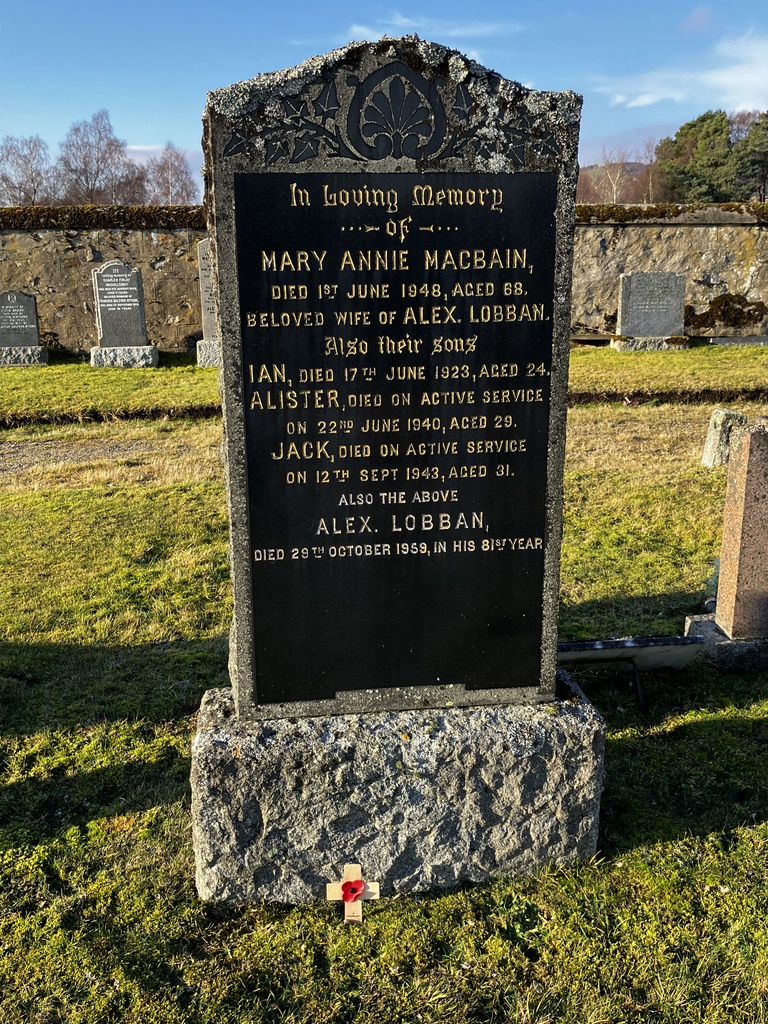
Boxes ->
[1,358,768,1022]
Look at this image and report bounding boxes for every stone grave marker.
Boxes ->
[701,408,747,468]
[196,238,221,367]
[0,290,47,365]
[191,37,605,904]
[90,260,158,367]
[687,422,768,669]
[715,424,768,640]
[613,271,686,350]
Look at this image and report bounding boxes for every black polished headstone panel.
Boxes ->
[0,291,40,346]
[204,38,581,717]
[92,261,148,347]
[235,172,556,704]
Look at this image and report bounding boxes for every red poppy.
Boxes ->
[341,879,365,903]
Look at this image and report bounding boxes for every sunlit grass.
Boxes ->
[1,382,768,1022]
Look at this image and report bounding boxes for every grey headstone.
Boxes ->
[204,37,582,720]
[92,260,148,347]
[617,272,685,339]
[701,408,747,468]
[192,39,603,905]
[0,291,40,347]
[196,239,220,367]
[197,239,220,344]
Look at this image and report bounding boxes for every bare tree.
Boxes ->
[595,146,635,203]
[729,110,760,144]
[0,135,53,205]
[636,136,658,203]
[144,142,198,204]
[55,109,146,204]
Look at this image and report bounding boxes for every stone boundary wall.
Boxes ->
[573,206,768,336]
[1,205,766,352]
[0,227,207,353]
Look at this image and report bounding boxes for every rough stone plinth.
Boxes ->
[701,408,747,468]
[686,614,768,671]
[0,346,48,366]
[90,345,159,368]
[196,339,220,367]
[191,679,605,904]
[610,336,689,351]
[715,424,768,640]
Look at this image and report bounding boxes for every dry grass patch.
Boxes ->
[0,418,223,492]
[566,401,768,479]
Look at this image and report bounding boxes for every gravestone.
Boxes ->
[715,424,768,640]
[191,37,605,904]
[612,272,686,350]
[90,260,158,367]
[196,239,221,367]
[701,408,747,468]
[0,290,48,366]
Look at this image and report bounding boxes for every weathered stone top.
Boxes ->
[204,37,581,176]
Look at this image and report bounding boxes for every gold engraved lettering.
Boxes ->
[411,185,503,213]
[323,184,398,213]
[346,283,390,299]
[468,303,545,323]
[255,311,325,328]
[260,250,327,272]
[403,306,459,325]
[481,389,543,403]
[316,516,374,535]
[271,441,333,460]
[340,250,409,271]
[405,441,459,456]
[289,183,310,206]
[424,249,526,271]
[391,511,484,531]
[420,391,475,406]
[250,389,340,411]
[466,439,527,453]
[478,364,519,378]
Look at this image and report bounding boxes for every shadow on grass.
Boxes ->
[572,660,768,855]
[0,637,230,845]
[558,589,705,643]
[3,635,768,859]
[0,637,230,735]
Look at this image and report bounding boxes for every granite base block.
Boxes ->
[610,336,689,351]
[90,345,159,368]
[196,339,220,367]
[0,346,48,366]
[191,680,605,904]
[685,614,768,671]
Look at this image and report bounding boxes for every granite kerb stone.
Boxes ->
[191,677,605,905]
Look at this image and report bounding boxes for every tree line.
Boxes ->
[0,110,198,206]
[4,106,767,208]
[577,109,768,205]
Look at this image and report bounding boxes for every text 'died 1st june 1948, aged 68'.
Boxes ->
[235,172,557,703]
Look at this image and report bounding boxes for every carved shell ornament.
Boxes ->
[223,60,559,167]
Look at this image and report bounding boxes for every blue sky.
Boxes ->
[1,0,767,186]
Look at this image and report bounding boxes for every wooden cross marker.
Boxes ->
[326,863,380,924]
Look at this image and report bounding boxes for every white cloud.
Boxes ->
[593,31,768,112]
